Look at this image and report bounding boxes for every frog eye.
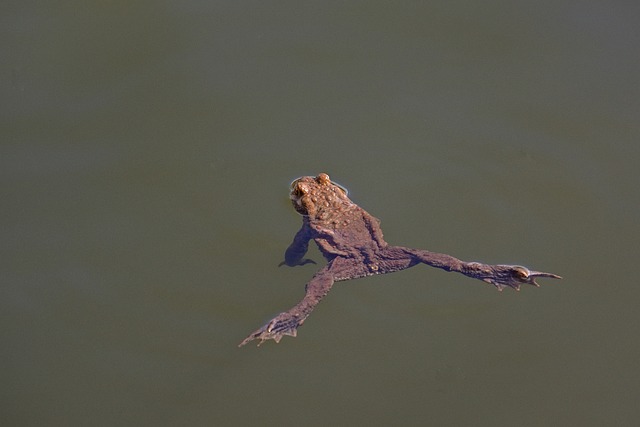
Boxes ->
[291,182,311,198]
[289,178,301,190]
[289,179,306,196]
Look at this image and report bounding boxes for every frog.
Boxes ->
[239,173,561,347]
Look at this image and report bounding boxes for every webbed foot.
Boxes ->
[278,259,316,267]
[466,262,562,291]
[238,312,304,347]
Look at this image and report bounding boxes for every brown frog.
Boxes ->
[239,173,561,347]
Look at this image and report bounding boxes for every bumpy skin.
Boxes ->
[239,173,561,347]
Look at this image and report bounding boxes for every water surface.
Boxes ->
[2,1,639,426]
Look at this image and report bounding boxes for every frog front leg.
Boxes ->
[279,218,316,267]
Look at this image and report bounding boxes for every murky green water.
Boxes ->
[3,2,639,426]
